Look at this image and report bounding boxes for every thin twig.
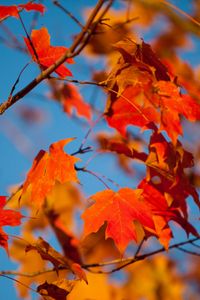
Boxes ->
[0,0,113,114]
[53,0,84,28]
[0,274,37,294]
[0,23,25,51]
[191,241,200,249]
[177,246,200,256]
[50,77,107,87]
[0,268,56,278]
[134,238,145,257]
[1,237,199,278]
[71,146,93,156]
[160,0,200,28]
[9,63,30,97]
[75,166,111,189]
[82,237,200,273]
[18,12,40,64]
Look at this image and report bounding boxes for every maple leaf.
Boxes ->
[106,39,200,143]
[106,84,159,136]
[21,138,79,208]
[146,131,200,216]
[26,237,87,283]
[0,196,23,251]
[139,179,199,249]
[18,3,46,14]
[24,27,73,77]
[153,81,200,143]
[0,3,45,21]
[97,132,147,175]
[50,81,91,120]
[37,279,76,300]
[82,188,156,253]
[114,39,170,81]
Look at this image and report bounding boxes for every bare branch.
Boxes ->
[0,0,114,114]
[1,238,199,278]
[50,77,107,87]
[82,237,200,273]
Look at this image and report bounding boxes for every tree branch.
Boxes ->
[82,237,200,273]
[0,0,114,115]
[1,237,199,278]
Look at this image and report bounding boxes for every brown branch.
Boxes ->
[1,237,199,278]
[0,268,56,278]
[0,0,114,115]
[50,77,107,87]
[177,246,200,256]
[82,237,200,273]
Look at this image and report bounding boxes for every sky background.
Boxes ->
[0,1,200,299]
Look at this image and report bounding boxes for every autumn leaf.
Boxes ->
[152,81,200,143]
[0,2,45,21]
[37,279,76,300]
[24,27,73,77]
[124,255,184,300]
[0,196,23,251]
[146,131,200,215]
[82,181,199,252]
[113,39,170,81]
[18,3,46,14]
[21,138,79,208]
[106,39,200,143]
[50,81,91,120]
[139,179,199,249]
[106,84,159,136]
[82,188,156,253]
[26,237,87,283]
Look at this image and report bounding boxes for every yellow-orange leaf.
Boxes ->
[22,138,79,208]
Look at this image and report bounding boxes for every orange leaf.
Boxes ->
[22,138,79,208]
[106,85,159,136]
[0,3,45,21]
[60,83,91,120]
[154,81,200,143]
[82,188,156,253]
[26,237,87,283]
[24,27,73,78]
[0,196,23,251]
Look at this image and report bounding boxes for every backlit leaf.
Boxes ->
[21,139,79,208]
[24,27,73,77]
[0,2,45,21]
[0,196,23,251]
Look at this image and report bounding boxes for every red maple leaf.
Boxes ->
[106,39,200,144]
[82,188,155,253]
[0,196,23,251]
[138,179,199,249]
[146,131,200,217]
[60,83,91,120]
[0,2,45,21]
[21,139,80,208]
[50,82,91,120]
[24,27,73,78]
[18,3,45,14]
